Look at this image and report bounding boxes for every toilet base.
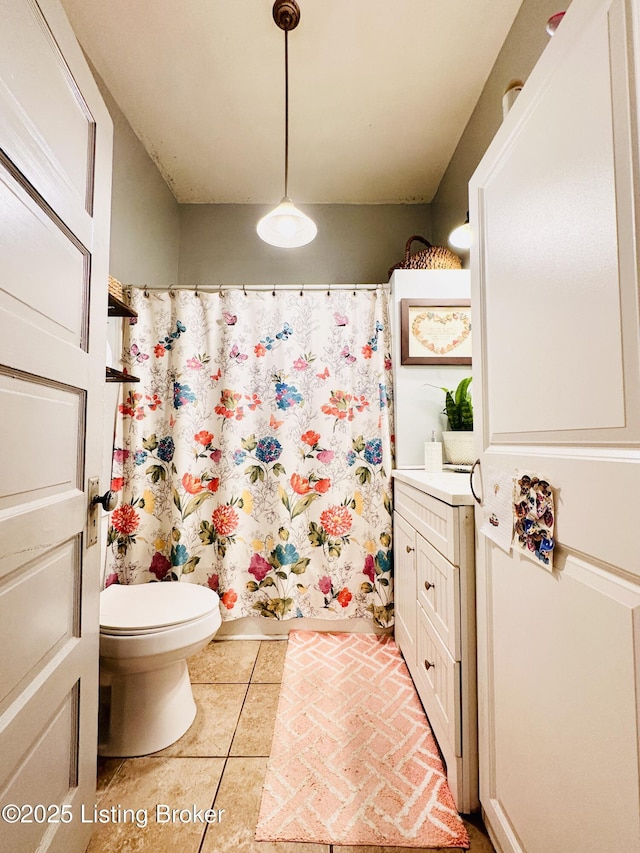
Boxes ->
[98,659,196,757]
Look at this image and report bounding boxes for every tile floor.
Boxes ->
[90,639,496,853]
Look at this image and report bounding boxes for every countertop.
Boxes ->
[392,468,475,506]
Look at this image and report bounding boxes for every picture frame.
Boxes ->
[400,299,472,365]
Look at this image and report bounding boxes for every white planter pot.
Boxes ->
[442,431,475,465]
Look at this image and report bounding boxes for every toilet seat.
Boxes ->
[101,610,217,637]
[100,582,219,635]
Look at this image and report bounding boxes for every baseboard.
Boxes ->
[216,616,392,641]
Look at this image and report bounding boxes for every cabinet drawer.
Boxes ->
[417,535,460,659]
[394,480,458,564]
[416,604,461,757]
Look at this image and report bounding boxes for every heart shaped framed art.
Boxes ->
[400,298,472,364]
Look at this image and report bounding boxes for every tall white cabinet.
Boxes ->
[393,470,478,813]
[469,0,640,851]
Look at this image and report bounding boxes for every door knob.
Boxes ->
[406,545,415,553]
[87,477,117,548]
[92,490,118,512]
[424,580,434,591]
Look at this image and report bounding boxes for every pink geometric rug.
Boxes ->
[255,630,470,848]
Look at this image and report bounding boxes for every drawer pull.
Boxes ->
[424,580,434,591]
[406,545,415,553]
[424,659,435,671]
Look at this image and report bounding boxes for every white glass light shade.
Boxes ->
[449,221,472,250]
[257,197,317,248]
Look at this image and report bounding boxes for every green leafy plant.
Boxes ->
[438,376,473,431]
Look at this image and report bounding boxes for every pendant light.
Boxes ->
[257,0,317,248]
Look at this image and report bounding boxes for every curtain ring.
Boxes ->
[218,283,223,298]
[194,283,200,298]
[326,282,331,297]
[243,284,247,297]
[299,283,305,297]
[272,283,276,297]
[143,286,149,298]
[169,284,175,298]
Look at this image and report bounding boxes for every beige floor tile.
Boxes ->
[200,756,328,853]
[252,640,288,683]
[331,814,495,852]
[463,815,496,852]
[230,683,281,756]
[153,683,247,757]
[188,638,261,683]
[96,757,125,797]
[333,846,466,852]
[86,756,225,853]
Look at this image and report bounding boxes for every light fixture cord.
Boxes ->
[284,28,289,198]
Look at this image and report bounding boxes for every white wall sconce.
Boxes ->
[449,212,472,251]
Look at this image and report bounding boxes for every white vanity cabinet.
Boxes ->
[392,470,478,813]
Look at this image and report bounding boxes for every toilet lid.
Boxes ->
[100,582,220,632]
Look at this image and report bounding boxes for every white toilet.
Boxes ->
[98,582,222,757]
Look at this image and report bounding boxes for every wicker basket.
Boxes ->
[388,235,462,279]
[108,275,125,301]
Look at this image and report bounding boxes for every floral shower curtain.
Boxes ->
[106,287,394,627]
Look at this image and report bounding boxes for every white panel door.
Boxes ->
[0,1,112,851]
[470,1,640,851]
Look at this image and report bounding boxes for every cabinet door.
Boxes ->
[393,511,417,669]
[470,0,640,850]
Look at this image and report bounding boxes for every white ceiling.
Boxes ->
[61,0,524,205]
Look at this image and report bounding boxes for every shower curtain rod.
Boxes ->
[132,282,389,296]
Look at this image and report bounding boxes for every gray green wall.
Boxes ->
[178,203,431,286]
[93,70,181,286]
[430,0,569,256]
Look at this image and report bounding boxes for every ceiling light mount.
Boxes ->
[273,0,300,32]
[257,0,317,248]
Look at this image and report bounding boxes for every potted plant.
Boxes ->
[433,376,475,465]
[442,376,473,431]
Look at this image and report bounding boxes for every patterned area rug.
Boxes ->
[256,630,470,848]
